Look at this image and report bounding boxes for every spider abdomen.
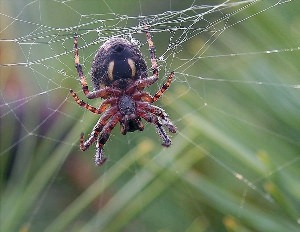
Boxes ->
[90,38,148,90]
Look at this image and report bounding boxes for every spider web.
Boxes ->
[1,0,300,231]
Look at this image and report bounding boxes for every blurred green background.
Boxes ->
[1,0,300,232]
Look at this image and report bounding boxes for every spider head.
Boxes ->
[91,38,148,90]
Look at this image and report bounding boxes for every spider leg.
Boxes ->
[95,138,107,166]
[152,71,174,102]
[132,91,153,103]
[155,124,171,147]
[132,76,158,92]
[138,111,172,147]
[137,102,176,133]
[94,112,122,166]
[145,27,158,77]
[74,34,90,97]
[144,27,175,102]
[85,87,122,100]
[133,71,174,102]
[70,89,117,114]
[80,106,117,151]
[129,70,174,101]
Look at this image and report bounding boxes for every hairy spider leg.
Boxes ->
[145,28,158,76]
[80,106,118,151]
[94,112,122,165]
[73,34,123,100]
[95,141,107,166]
[155,124,172,147]
[70,89,118,114]
[132,86,176,134]
[138,111,172,147]
[74,34,90,97]
[137,102,176,133]
[152,71,174,102]
[133,71,174,103]
[131,91,153,101]
[132,76,158,92]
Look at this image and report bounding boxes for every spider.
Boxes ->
[70,28,176,166]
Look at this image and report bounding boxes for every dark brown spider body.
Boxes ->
[91,38,148,90]
[70,30,176,166]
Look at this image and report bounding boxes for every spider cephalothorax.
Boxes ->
[70,29,176,166]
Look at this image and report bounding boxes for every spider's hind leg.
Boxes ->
[143,26,175,103]
[74,34,90,97]
[144,26,158,76]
